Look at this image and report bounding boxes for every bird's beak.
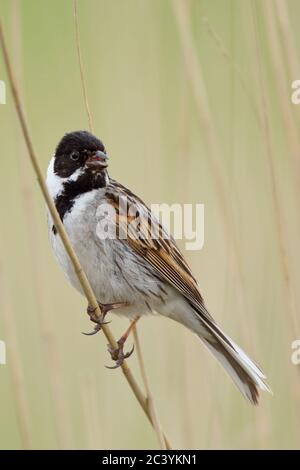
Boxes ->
[85,150,108,171]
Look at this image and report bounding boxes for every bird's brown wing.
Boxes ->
[106,180,213,322]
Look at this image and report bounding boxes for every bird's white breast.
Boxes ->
[48,187,167,318]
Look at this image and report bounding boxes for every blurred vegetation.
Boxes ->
[1,0,300,449]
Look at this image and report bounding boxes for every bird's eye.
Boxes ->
[70,151,80,161]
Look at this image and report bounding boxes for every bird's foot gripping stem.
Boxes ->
[106,316,140,369]
[82,302,128,336]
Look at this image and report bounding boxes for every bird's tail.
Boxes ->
[203,333,270,405]
[186,307,271,404]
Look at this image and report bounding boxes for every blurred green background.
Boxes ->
[1,0,300,449]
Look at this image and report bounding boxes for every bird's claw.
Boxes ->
[83,301,128,336]
[82,319,111,336]
[101,301,129,316]
[105,340,135,369]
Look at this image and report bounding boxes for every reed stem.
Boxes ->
[72,1,169,449]
[0,19,171,450]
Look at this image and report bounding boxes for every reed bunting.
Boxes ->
[46,130,270,404]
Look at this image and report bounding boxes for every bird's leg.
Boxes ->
[106,316,140,369]
[83,301,129,336]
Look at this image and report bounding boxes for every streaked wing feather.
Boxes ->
[107,180,214,322]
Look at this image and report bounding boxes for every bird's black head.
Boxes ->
[54,130,108,178]
[50,131,110,226]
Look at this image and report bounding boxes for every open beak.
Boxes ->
[85,150,108,171]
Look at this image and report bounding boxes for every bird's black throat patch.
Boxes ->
[52,170,108,234]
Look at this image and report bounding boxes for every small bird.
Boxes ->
[47,130,270,404]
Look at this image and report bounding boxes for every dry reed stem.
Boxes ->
[202,16,260,123]
[261,1,300,196]
[251,7,300,441]
[73,0,94,133]
[251,14,300,444]
[16,191,74,448]
[177,77,197,447]
[0,20,171,450]
[251,1,299,337]
[274,0,300,84]
[177,67,222,445]
[171,1,240,270]
[80,374,103,449]
[73,1,168,449]
[172,0,255,348]
[0,260,32,449]
[273,0,300,212]
[132,326,166,450]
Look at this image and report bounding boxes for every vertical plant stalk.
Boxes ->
[0,20,171,450]
[11,0,73,448]
[0,261,32,449]
[251,3,300,443]
[261,0,300,199]
[80,374,103,449]
[251,2,299,337]
[132,326,166,450]
[274,0,300,95]
[73,1,167,450]
[73,0,94,133]
[172,0,255,347]
[202,16,260,123]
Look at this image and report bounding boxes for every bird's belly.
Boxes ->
[49,207,167,318]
